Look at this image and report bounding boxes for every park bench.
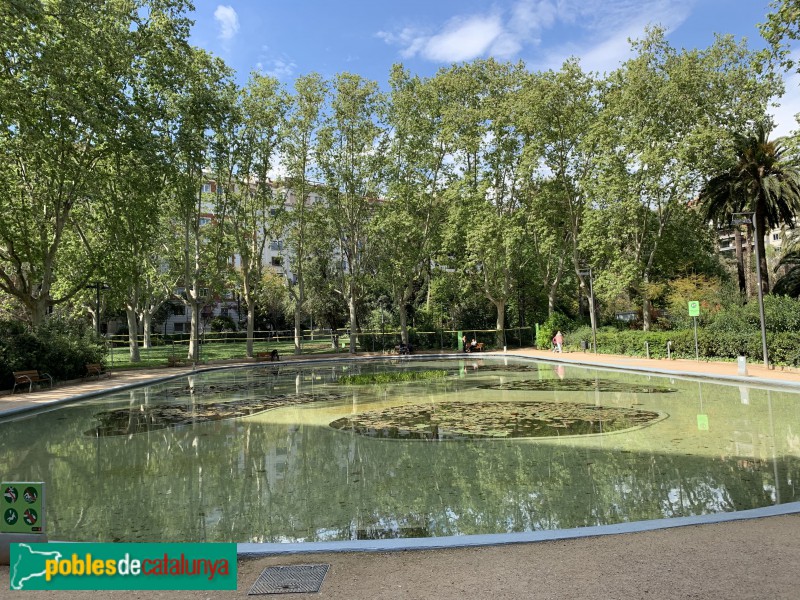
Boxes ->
[467,342,485,353]
[256,350,280,362]
[85,363,107,378]
[12,370,53,394]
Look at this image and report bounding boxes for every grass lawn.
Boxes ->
[106,337,349,370]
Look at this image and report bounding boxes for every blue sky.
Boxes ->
[188,0,798,135]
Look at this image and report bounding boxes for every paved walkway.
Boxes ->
[2,350,800,598]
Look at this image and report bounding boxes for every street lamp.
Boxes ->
[86,281,110,336]
[731,212,769,368]
[578,267,597,353]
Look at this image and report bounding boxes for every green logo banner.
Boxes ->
[9,543,237,591]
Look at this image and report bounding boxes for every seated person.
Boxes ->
[469,338,477,351]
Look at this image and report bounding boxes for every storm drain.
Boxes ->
[248,564,330,595]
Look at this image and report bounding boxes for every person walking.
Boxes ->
[554,330,564,353]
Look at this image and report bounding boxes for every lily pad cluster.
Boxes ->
[462,364,540,373]
[329,401,662,440]
[478,378,677,394]
[86,391,349,437]
[337,370,448,385]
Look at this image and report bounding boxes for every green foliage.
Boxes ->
[209,315,237,332]
[536,313,575,349]
[709,295,800,333]
[566,326,800,366]
[336,370,447,386]
[0,318,106,390]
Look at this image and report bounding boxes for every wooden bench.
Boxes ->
[12,370,53,394]
[466,342,485,353]
[85,363,107,378]
[166,356,188,367]
[256,350,280,362]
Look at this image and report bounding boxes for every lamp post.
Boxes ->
[86,281,110,336]
[579,267,597,353]
[732,212,769,368]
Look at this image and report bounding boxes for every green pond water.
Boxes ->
[1,357,798,543]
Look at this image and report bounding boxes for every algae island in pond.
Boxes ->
[330,401,663,440]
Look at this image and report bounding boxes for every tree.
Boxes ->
[700,119,800,295]
[584,29,780,329]
[518,60,599,320]
[316,73,387,354]
[437,60,529,343]
[377,65,450,344]
[773,231,800,296]
[0,0,194,326]
[280,73,327,354]
[165,48,235,363]
[216,73,287,358]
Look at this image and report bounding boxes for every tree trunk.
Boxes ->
[734,227,746,295]
[142,312,153,349]
[493,298,505,348]
[755,209,770,295]
[398,280,413,345]
[294,306,303,355]
[348,294,358,354]
[188,297,200,362]
[642,296,651,331]
[125,306,141,362]
[548,257,565,316]
[246,297,255,358]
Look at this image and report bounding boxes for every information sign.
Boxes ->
[688,301,700,317]
[1,482,44,534]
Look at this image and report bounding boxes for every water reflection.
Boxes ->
[0,358,798,543]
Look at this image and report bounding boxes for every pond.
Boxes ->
[1,357,798,543]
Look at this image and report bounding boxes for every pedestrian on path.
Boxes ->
[554,330,563,353]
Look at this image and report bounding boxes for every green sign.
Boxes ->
[2,482,44,535]
[9,543,237,591]
[697,414,709,431]
[688,301,700,317]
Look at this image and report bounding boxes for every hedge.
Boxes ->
[0,319,106,391]
[566,328,800,366]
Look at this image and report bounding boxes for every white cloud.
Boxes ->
[377,0,693,69]
[214,5,239,42]
[535,0,693,74]
[263,57,297,79]
[423,15,504,62]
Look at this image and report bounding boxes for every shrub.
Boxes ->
[0,318,106,390]
[536,313,575,349]
[209,315,237,332]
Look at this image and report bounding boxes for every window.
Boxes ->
[198,217,211,226]
[271,256,283,267]
[221,307,229,317]
[173,305,185,316]
[202,183,211,193]
[773,233,780,241]
[270,240,283,251]
[173,322,185,332]
[199,288,209,298]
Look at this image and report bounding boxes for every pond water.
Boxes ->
[1,357,798,543]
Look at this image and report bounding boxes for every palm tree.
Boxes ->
[699,119,800,295]
[773,232,800,297]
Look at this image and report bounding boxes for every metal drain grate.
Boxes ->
[248,564,330,595]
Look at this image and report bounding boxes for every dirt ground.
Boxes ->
[2,349,800,598]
